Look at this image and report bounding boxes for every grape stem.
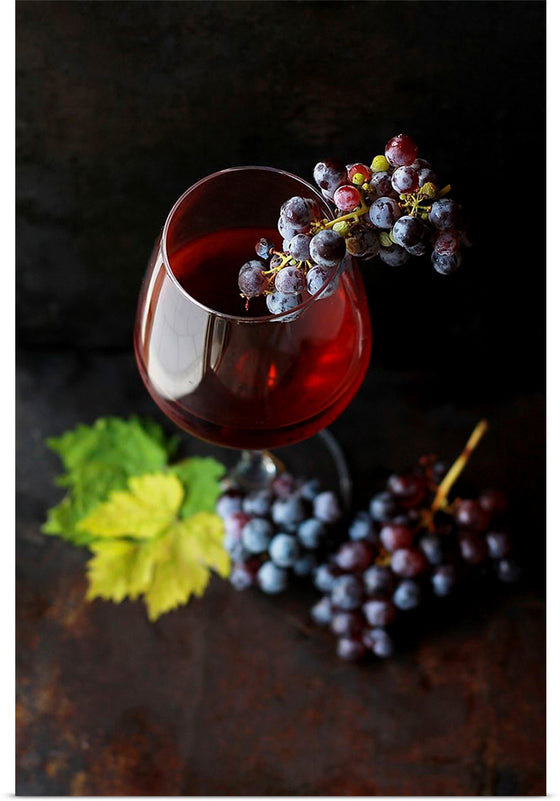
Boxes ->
[319,199,370,230]
[431,419,489,513]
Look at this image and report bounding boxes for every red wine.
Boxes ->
[172,227,278,317]
[135,227,371,449]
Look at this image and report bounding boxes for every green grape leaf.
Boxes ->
[170,457,226,518]
[43,416,175,544]
[43,416,229,620]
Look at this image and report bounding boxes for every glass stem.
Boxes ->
[230,449,282,491]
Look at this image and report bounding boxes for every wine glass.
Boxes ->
[134,167,371,501]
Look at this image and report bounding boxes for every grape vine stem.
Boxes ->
[431,419,489,513]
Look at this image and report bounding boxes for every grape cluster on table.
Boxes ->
[238,133,469,319]
[216,474,343,595]
[217,453,520,663]
[310,457,520,661]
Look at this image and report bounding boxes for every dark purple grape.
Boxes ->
[337,637,367,661]
[393,579,421,610]
[431,564,456,597]
[459,532,488,565]
[271,495,306,530]
[391,216,428,250]
[255,237,274,260]
[274,266,306,295]
[479,489,508,518]
[385,134,418,167]
[277,216,299,241]
[266,291,303,320]
[331,611,364,638]
[311,596,333,626]
[305,197,321,220]
[411,158,431,170]
[242,517,274,554]
[230,560,260,591]
[269,533,300,568]
[428,198,463,230]
[496,558,521,583]
[216,491,243,519]
[379,243,410,267]
[348,511,374,542]
[363,565,394,596]
[391,548,427,578]
[417,167,438,187]
[380,523,414,552]
[280,196,313,230]
[387,472,426,508]
[257,561,289,594]
[242,490,272,517]
[224,511,250,539]
[434,231,460,256]
[293,553,317,577]
[331,575,363,611]
[405,240,429,257]
[314,564,339,593]
[223,532,245,562]
[300,477,321,502]
[362,599,397,627]
[455,500,490,532]
[313,159,347,198]
[391,166,419,194]
[287,233,312,261]
[334,541,375,572]
[369,491,399,523]
[306,265,337,296]
[363,627,394,658]
[368,197,402,229]
[345,227,380,258]
[271,473,296,498]
[297,518,327,549]
[431,250,462,275]
[309,229,346,267]
[238,259,269,297]
[369,170,393,197]
[486,531,511,560]
[313,491,342,524]
[419,534,444,566]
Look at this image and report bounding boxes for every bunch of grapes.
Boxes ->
[310,423,521,661]
[216,474,344,595]
[237,133,469,318]
[237,196,347,321]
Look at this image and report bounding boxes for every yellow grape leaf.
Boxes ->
[78,473,184,540]
[143,515,228,621]
[86,540,138,603]
[176,512,230,578]
[84,501,228,621]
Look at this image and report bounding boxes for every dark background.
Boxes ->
[16,1,545,796]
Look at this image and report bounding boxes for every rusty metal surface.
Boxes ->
[16,351,545,795]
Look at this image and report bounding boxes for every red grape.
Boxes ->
[380,523,414,552]
[455,499,490,532]
[347,162,372,183]
[333,184,362,212]
[385,134,418,167]
[391,547,427,577]
[334,540,375,572]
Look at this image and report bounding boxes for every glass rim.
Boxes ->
[160,165,339,323]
